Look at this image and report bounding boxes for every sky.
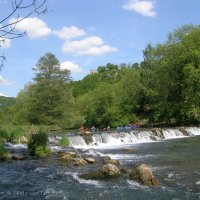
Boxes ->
[0,0,200,97]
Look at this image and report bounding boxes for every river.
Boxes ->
[0,127,200,200]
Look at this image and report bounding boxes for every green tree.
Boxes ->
[30,53,73,127]
[13,53,85,128]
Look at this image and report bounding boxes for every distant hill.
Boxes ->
[0,96,16,107]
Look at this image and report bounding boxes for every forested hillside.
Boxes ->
[0,96,16,107]
[72,24,200,128]
[1,24,200,129]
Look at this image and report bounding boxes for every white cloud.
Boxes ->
[53,26,86,40]
[62,36,117,56]
[123,0,157,17]
[60,61,88,79]
[0,75,12,86]
[0,92,8,97]
[9,17,51,39]
[0,38,11,48]
[60,61,83,73]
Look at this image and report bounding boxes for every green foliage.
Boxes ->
[2,25,200,128]
[0,142,10,161]
[28,130,50,157]
[12,52,83,129]
[0,96,16,107]
[73,24,200,127]
[59,136,69,147]
[0,127,27,143]
[0,96,16,125]
[35,146,51,158]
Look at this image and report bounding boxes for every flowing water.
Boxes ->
[0,127,200,200]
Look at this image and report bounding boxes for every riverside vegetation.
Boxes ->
[1,24,200,130]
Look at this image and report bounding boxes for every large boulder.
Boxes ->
[129,164,160,186]
[100,164,121,177]
[80,164,122,180]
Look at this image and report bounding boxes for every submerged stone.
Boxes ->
[123,147,135,152]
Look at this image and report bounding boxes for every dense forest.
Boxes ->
[1,24,200,129]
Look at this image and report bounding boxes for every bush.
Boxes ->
[0,142,10,161]
[59,136,70,147]
[35,146,51,158]
[28,130,51,158]
[0,127,28,144]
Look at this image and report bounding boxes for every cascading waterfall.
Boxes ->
[162,129,184,139]
[68,127,200,148]
[186,127,200,135]
[69,136,88,148]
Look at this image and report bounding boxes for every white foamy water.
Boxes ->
[69,136,88,148]
[68,127,200,149]
[127,180,149,190]
[34,167,48,173]
[167,172,175,178]
[64,172,103,187]
[10,144,27,149]
[162,129,187,139]
[186,127,200,136]
[195,181,200,185]
[69,131,158,149]
[50,146,64,151]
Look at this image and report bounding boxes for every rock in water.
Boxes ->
[129,164,160,186]
[100,164,121,178]
[84,157,96,164]
[12,154,25,161]
[57,151,77,160]
[80,164,122,180]
[73,158,87,166]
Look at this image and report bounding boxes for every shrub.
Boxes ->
[59,136,70,147]
[28,130,51,158]
[0,127,28,144]
[35,146,51,158]
[0,142,10,161]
